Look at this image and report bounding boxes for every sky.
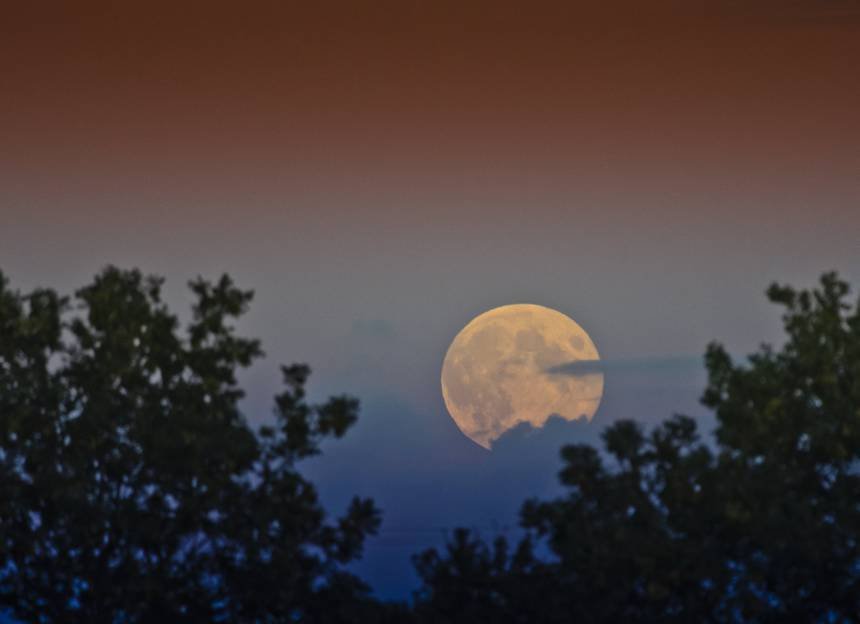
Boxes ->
[1,0,859,599]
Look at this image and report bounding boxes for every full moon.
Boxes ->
[441,304,603,449]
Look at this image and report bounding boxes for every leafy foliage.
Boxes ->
[413,272,860,622]
[4,268,859,622]
[0,267,386,623]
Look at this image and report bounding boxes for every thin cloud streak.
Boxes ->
[545,355,702,377]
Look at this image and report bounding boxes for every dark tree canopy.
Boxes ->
[0,267,389,623]
[4,268,860,622]
[413,272,860,623]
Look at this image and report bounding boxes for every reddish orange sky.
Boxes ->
[3,1,858,197]
[1,1,859,365]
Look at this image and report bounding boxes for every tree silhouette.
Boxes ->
[413,272,860,622]
[0,267,390,622]
[5,268,860,622]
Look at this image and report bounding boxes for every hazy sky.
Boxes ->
[2,0,859,598]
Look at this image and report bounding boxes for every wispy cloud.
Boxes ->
[351,318,396,340]
[545,355,701,377]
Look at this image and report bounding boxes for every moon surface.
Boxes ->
[441,304,603,450]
